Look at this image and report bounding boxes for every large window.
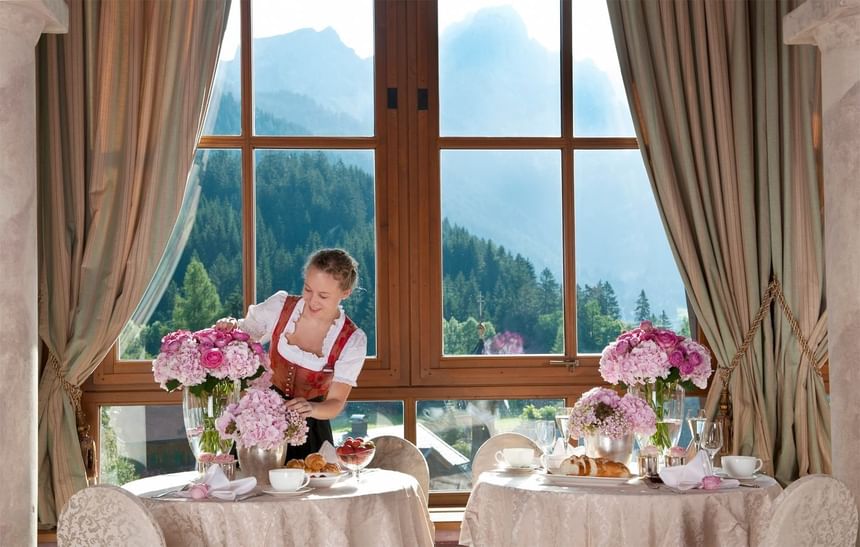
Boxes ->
[89,0,690,503]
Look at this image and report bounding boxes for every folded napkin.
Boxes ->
[319,440,339,464]
[658,451,739,490]
[179,464,257,501]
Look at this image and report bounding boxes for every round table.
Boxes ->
[459,471,782,547]
[129,469,434,547]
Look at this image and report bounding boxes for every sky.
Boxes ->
[218,0,626,89]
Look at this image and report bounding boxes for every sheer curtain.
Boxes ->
[36,0,230,526]
[606,0,829,484]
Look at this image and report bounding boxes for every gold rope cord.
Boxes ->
[720,274,823,387]
[47,352,85,425]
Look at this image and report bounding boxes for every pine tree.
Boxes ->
[634,290,652,323]
[657,310,671,328]
[173,256,223,331]
[679,316,691,337]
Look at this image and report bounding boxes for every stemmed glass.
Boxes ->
[535,420,558,462]
[336,442,376,483]
[686,409,707,452]
[700,420,723,474]
[554,407,574,447]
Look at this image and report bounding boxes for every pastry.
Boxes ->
[304,452,326,472]
[285,459,305,469]
[557,455,631,478]
[322,463,341,473]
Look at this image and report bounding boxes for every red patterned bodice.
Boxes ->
[269,295,357,400]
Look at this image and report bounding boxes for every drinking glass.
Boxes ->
[535,420,557,457]
[686,408,707,452]
[554,407,574,445]
[700,421,723,474]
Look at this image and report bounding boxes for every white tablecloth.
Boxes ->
[133,470,434,547]
[460,471,782,547]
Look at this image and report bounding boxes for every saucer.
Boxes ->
[262,486,312,496]
[494,464,539,474]
[716,470,759,480]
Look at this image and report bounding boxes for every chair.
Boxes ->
[761,474,858,547]
[57,484,166,547]
[471,432,540,480]
[369,435,431,506]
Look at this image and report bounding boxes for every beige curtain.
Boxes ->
[37,0,230,526]
[607,0,829,485]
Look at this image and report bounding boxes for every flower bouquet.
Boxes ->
[152,327,271,464]
[598,320,712,451]
[568,387,657,440]
[216,388,309,484]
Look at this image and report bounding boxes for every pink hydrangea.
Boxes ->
[152,326,270,392]
[568,387,656,439]
[216,388,309,450]
[598,321,712,389]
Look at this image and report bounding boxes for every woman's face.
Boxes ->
[302,266,351,318]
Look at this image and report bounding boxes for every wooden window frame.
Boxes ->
[84,0,705,508]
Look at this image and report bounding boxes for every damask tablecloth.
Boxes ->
[137,469,434,547]
[460,471,782,547]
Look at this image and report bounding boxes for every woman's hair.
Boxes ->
[304,248,359,292]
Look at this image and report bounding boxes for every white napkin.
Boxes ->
[179,464,257,500]
[319,440,339,465]
[658,451,739,490]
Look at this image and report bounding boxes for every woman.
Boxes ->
[216,248,367,459]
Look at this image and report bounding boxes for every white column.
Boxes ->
[0,0,67,544]
[785,1,860,543]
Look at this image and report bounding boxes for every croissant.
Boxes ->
[286,459,306,469]
[557,455,631,478]
[304,452,326,472]
[322,463,341,473]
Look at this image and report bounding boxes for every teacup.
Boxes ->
[495,448,535,468]
[721,455,763,478]
[268,468,310,491]
[540,452,567,472]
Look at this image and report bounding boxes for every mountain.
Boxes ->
[204,6,686,326]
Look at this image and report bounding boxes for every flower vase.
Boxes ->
[629,381,685,453]
[584,432,634,465]
[237,441,289,485]
[182,380,240,467]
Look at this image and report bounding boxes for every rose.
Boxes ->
[701,475,721,490]
[189,483,210,500]
[212,330,232,348]
[668,446,687,458]
[231,330,251,342]
[213,453,235,464]
[201,348,224,369]
[198,453,215,464]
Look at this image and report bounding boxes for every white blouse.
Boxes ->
[238,290,367,387]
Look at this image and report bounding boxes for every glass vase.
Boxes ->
[182,380,240,467]
[629,381,685,453]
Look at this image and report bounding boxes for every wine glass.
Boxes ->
[700,420,723,474]
[554,407,574,447]
[535,420,557,459]
[686,408,707,452]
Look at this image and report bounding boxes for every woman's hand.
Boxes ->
[286,397,315,419]
[215,317,239,333]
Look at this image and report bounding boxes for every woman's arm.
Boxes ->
[285,382,352,420]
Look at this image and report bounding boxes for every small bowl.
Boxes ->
[306,471,348,489]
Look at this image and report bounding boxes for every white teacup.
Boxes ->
[268,468,310,491]
[540,452,567,472]
[495,448,535,468]
[722,455,763,478]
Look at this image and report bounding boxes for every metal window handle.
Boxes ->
[548,359,579,372]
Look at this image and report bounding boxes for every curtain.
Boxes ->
[36,0,230,526]
[607,0,829,485]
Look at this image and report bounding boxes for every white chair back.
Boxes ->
[57,484,166,547]
[471,432,540,480]
[369,435,431,506]
[762,474,858,547]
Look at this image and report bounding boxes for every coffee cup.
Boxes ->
[540,452,567,472]
[269,468,310,491]
[721,455,763,478]
[495,448,535,468]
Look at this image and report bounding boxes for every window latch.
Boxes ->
[548,359,579,373]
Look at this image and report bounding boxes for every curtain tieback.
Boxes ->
[721,274,823,388]
[47,351,84,424]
